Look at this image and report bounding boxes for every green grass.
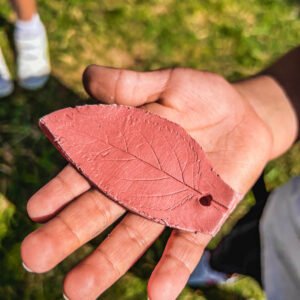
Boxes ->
[0,0,299,299]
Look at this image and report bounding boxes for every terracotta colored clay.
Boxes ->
[39,105,241,235]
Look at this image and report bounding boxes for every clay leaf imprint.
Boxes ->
[39,105,240,235]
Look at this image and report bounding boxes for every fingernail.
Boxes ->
[22,262,33,273]
[63,294,70,300]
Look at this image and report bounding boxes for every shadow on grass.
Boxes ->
[0,14,95,299]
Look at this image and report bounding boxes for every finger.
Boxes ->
[27,164,90,222]
[148,230,211,300]
[21,189,125,273]
[63,214,164,300]
[82,65,173,106]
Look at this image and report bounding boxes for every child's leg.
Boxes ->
[10,0,37,21]
[10,0,51,90]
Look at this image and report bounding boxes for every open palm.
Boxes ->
[21,66,272,300]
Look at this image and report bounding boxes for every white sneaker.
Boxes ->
[14,20,51,90]
[0,48,14,98]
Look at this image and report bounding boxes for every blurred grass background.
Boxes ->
[0,0,299,299]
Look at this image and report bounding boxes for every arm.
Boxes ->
[234,47,299,159]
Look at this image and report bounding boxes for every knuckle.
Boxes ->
[89,190,111,228]
[119,221,148,250]
[57,215,81,245]
[97,247,122,277]
[114,69,127,104]
[164,252,192,273]
[55,172,75,199]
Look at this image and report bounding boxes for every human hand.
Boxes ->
[21,66,295,300]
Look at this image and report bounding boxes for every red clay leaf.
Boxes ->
[39,105,241,235]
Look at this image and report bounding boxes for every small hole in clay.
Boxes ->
[199,195,212,206]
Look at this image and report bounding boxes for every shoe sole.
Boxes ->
[0,83,14,98]
[19,74,49,90]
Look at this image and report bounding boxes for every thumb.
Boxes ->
[82,65,173,106]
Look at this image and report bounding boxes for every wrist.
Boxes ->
[234,75,298,160]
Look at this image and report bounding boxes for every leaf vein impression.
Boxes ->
[121,176,170,181]
[132,188,189,198]
[139,130,163,170]
[161,130,185,184]
[60,118,228,210]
